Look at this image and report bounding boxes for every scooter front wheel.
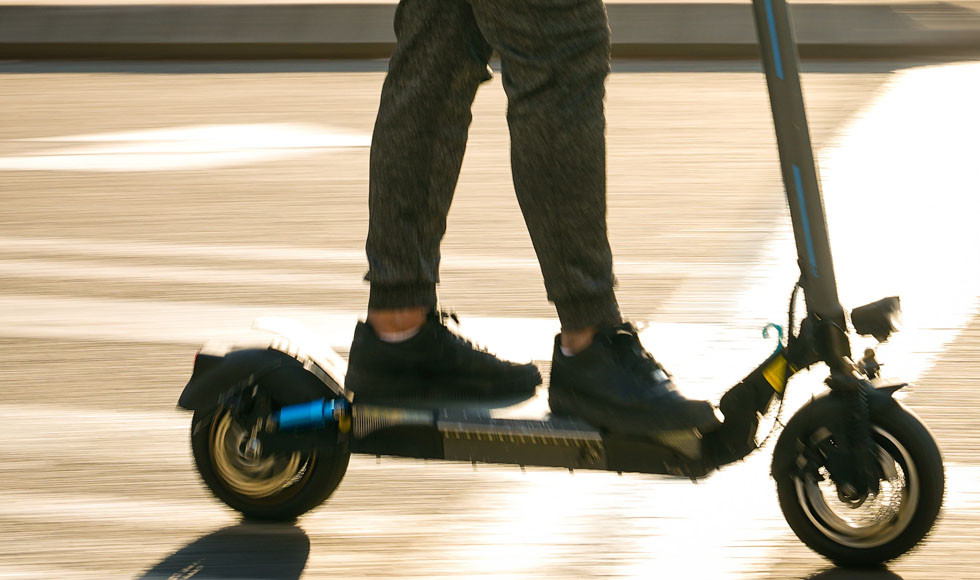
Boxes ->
[771,395,944,566]
[191,406,349,521]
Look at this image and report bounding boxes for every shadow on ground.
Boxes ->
[139,521,310,580]
[809,566,904,579]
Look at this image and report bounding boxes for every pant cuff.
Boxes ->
[554,291,622,331]
[368,282,438,310]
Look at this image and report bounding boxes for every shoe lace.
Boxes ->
[607,323,673,385]
[435,309,490,354]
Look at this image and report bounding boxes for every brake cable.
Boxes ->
[756,277,803,449]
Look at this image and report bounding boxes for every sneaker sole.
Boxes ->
[549,388,721,436]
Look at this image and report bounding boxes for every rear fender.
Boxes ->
[177,347,345,412]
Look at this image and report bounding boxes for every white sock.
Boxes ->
[377,326,422,343]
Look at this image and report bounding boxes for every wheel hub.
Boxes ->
[795,425,918,549]
[211,411,311,498]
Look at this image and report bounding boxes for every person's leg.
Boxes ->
[470,0,719,434]
[365,0,493,329]
[469,0,621,349]
[348,0,541,403]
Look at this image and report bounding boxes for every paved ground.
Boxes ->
[0,59,978,579]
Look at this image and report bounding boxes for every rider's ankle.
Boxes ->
[560,326,598,356]
[367,307,427,341]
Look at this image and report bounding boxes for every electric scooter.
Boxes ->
[176,0,945,566]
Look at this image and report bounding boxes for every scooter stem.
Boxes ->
[750,0,846,332]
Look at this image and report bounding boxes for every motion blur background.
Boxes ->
[1,1,979,578]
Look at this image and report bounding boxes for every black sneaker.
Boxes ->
[345,310,542,405]
[549,322,720,436]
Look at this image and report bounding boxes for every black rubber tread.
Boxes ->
[191,409,350,521]
[772,395,944,566]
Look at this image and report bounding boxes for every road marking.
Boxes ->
[725,61,980,382]
[0,294,773,398]
[0,123,370,172]
[0,564,127,580]
[0,489,233,528]
[0,292,771,400]
[0,403,195,468]
[822,61,980,338]
[0,293,360,347]
[0,234,745,278]
[0,235,370,264]
[0,257,367,291]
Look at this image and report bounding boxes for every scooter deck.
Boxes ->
[346,394,714,478]
[230,322,720,478]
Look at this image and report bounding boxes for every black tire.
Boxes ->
[772,394,944,566]
[191,403,349,521]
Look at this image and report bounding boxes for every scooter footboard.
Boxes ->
[344,405,714,478]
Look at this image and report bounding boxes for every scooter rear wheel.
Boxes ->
[772,395,944,566]
[191,404,349,520]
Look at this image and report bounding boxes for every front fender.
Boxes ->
[177,347,344,412]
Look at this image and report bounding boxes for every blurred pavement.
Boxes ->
[1,0,979,59]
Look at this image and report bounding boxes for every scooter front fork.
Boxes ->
[825,373,881,498]
[816,316,881,498]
